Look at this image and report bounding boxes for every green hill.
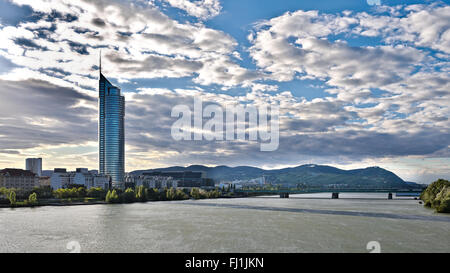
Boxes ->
[131,164,418,188]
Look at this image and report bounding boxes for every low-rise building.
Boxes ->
[73,168,109,189]
[124,171,214,190]
[143,171,214,188]
[50,168,110,190]
[0,168,39,191]
[39,176,51,187]
[124,174,177,189]
[50,168,75,189]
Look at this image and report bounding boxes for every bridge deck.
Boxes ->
[236,189,423,194]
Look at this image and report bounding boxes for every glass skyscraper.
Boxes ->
[99,59,125,188]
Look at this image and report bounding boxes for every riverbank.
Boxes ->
[0,193,255,208]
[0,198,106,208]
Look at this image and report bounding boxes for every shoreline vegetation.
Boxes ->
[0,185,249,208]
[420,179,450,213]
[1,180,449,214]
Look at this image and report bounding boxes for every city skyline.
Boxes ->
[0,0,449,183]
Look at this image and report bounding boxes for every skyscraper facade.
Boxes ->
[99,59,125,188]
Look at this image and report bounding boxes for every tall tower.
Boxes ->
[26,158,42,177]
[99,54,125,188]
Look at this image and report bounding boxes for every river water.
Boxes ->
[0,193,449,253]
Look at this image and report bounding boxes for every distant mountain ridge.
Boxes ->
[130,164,420,188]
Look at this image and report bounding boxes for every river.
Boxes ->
[0,193,449,253]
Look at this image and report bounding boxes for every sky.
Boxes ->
[0,0,449,183]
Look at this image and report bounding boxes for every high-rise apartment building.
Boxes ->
[26,158,42,176]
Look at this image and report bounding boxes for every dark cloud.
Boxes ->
[43,10,78,22]
[13,37,48,51]
[65,40,89,55]
[121,92,450,169]
[116,31,133,41]
[91,17,106,27]
[38,67,72,78]
[0,150,20,155]
[106,53,203,75]
[73,27,93,34]
[277,131,450,158]
[0,79,96,150]
[143,33,193,48]
[27,24,57,41]
[73,27,103,40]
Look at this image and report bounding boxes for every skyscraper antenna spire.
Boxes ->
[99,50,102,75]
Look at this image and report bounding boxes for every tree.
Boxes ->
[175,189,188,200]
[122,188,135,203]
[76,187,87,198]
[190,188,201,199]
[87,187,107,199]
[420,179,450,213]
[166,188,176,200]
[8,191,16,206]
[207,189,221,199]
[147,188,160,201]
[135,186,148,202]
[435,185,450,213]
[106,189,120,203]
[32,186,53,199]
[28,192,38,206]
[105,190,111,203]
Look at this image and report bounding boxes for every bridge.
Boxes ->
[235,188,424,199]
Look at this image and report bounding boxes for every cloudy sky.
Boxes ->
[0,0,449,183]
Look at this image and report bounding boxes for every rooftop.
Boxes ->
[0,168,36,177]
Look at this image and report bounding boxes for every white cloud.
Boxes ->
[1,0,248,91]
[160,0,222,20]
[248,5,450,137]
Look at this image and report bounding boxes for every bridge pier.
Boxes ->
[332,192,339,199]
[280,193,289,198]
[388,193,393,200]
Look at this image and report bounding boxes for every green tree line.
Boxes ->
[1,184,229,207]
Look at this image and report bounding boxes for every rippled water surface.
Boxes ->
[0,193,449,253]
